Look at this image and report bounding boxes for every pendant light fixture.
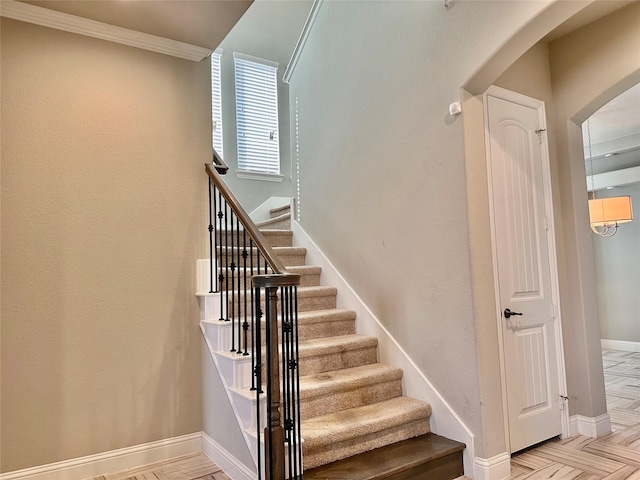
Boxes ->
[586,119,633,237]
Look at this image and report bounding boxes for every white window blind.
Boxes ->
[211,49,224,159]
[234,53,280,175]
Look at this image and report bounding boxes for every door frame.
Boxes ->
[483,85,570,453]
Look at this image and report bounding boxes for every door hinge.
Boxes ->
[544,216,550,231]
[559,395,569,410]
[551,303,557,320]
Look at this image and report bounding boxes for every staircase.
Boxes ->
[200,202,464,478]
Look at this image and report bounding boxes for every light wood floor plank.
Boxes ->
[509,350,640,480]
[87,453,230,480]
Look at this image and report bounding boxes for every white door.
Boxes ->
[485,88,565,453]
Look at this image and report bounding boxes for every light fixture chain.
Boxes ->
[587,119,597,200]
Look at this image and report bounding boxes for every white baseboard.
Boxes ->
[601,339,640,353]
[201,433,256,480]
[0,433,202,480]
[473,453,511,480]
[569,413,611,438]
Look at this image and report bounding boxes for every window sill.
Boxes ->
[236,170,284,183]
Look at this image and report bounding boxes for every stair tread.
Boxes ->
[256,212,290,228]
[269,204,291,216]
[298,334,377,356]
[304,433,465,480]
[217,245,305,254]
[260,228,292,235]
[298,308,356,323]
[286,265,321,273]
[299,363,403,399]
[302,397,431,447]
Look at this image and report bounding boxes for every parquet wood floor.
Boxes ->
[87,452,231,480]
[509,350,640,479]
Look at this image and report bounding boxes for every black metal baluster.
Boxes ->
[281,285,292,479]
[250,238,257,392]
[293,285,302,478]
[242,227,249,356]
[230,209,236,352]
[235,216,243,355]
[208,179,214,294]
[223,201,230,323]
[217,191,225,318]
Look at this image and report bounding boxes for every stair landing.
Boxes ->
[304,433,465,480]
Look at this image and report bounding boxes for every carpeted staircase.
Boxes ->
[203,206,464,480]
[247,205,465,476]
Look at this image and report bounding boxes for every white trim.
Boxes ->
[601,339,640,353]
[236,170,284,183]
[201,433,256,480]
[283,0,324,84]
[290,218,475,477]
[0,0,211,61]
[483,85,570,452]
[0,433,202,480]
[473,453,511,480]
[200,324,258,465]
[569,414,612,438]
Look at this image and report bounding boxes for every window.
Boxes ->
[234,53,280,176]
[211,49,223,158]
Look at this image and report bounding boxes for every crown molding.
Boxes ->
[283,0,323,84]
[0,0,212,62]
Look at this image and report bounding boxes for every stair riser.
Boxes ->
[303,420,431,470]
[216,251,306,267]
[258,218,291,230]
[204,316,356,356]
[214,351,253,389]
[297,320,355,341]
[229,389,266,432]
[299,346,377,376]
[301,380,402,420]
[229,293,336,316]
[215,232,293,248]
[256,319,355,344]
[217,269,320,288]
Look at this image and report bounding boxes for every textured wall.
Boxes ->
[286,0,557,459]
[593,183,640,342]
[548,2,640,418]
[1,19,210,471]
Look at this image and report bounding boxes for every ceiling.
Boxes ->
[20,0,253,50]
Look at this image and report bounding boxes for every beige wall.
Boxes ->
[286,0,571,460]
[1,19,211,471]
[465,2,640,446]
[548,2,640,417]
[462,41,563,458]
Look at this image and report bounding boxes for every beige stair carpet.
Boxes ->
[252,204,432,470]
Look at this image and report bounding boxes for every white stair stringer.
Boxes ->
[200,305,301,479]
[199,293,263,472]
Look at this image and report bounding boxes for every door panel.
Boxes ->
[487,93,562,453]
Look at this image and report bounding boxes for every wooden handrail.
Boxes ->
[205,163,298,279]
